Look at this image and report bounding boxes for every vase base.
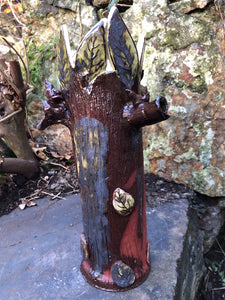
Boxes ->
[80,259,151,292]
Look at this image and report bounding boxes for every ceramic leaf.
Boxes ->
[75,19,107,85]
[57,25,73,90]
[107,7,139,89]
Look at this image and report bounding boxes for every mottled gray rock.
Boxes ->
[123,0,225,197]
[175,204,205,300]
[34,124,73,158]
[1,188,225,299]
[92,0,133,8]
[22,0,225,196]
[147,199,190,299]
[169,0,212,14]
[46,0,80,11]
[0,194,190,300]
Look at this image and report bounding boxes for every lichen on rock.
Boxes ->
[124,0,225,196]
[22,0,225,197]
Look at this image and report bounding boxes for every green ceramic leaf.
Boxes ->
[57,25,73,90]
[107,6,139,89]
[75,19,107,85]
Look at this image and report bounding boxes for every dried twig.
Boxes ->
[42,161,68,170]
[77,0,83,43]
[216,238,225,257]
[0,66,22,97]
[1,37,28,84]
[19,189,42,202]
[117,4,132,7]
[67,182,76,190]
[211,287,225,291]
[37,176,49,189]
[41,191,66,200]
[40,176,49,183]
[22,38,30,85]
[204,270,210,295]
[0,108,22,123]
[7,0,25,27]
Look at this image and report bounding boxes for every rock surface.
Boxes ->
[1,164,225,298]
[22,0,97,94]
[123,0,225,196]
[21,0,225,196]
[1,187,225,299]
[0,193,194,299]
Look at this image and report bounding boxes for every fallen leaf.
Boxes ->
[32,146,49,160]
[49,151,72,161]
[26,200,37,207]
[19,203,26,210]
[65,154,72,160]
[19,199,37,210]
[50,151,63,159]
[15,4,23,13]
[3,8,11,14]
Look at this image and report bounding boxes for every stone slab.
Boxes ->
[0,194,189,300]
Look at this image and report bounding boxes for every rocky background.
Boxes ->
[127,0,225,198]
[1,1,225,297]
[2,0,224,197]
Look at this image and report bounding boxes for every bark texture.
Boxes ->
[38,7,169,291]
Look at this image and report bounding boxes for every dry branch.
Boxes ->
[0,59,39,178]
[0,157,39,178]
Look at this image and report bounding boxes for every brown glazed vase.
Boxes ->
[39,7,169,291]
